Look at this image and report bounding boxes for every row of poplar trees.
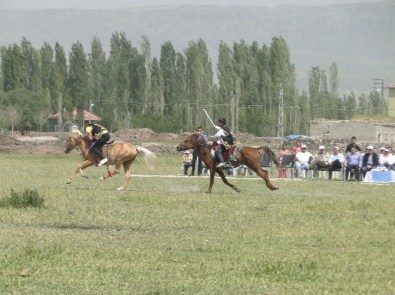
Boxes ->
[0,32,387,136]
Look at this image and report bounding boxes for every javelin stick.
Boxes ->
[203,108,216,128]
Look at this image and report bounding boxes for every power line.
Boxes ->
[277,83,284,146]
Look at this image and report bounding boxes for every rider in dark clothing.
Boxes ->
[85,122,110,166]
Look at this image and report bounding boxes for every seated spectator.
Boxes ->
[379,147,395,170]
[294,144,312,178]
[278,142,289,178]
[327,146,345,179]
[345,146,362,181]
[379,146,386,156]
[361,145,380,178]
[233,164,254,177]
[183,150,193,175]
[310,145,330,178]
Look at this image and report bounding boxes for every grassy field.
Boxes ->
[0,152,394,294]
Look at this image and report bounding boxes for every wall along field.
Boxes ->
[0,152,393,294]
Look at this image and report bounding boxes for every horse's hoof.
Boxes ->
[100,177,104,181]
[235,188,241,193]
[116,187,123,192]
[66,180,71,184]
[272,187,279,191]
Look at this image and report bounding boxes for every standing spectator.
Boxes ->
[345,136,361,153]
[345,146,362,181]
[189,127,208,176]
[291,138,302,155]
[379,147,395,170]
[361,146,379,178]
[294,144,313,178]
[278,142,289,178]
[328,146,345,179]
[183,150,193,175]
[310,145,330,178]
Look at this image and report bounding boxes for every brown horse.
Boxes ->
[64,130,156,191]
[176,133,279,193]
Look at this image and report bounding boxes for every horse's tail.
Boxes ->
[136,146,156,170]
[259,146,279,167]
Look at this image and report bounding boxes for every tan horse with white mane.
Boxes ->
[64,130,156,191]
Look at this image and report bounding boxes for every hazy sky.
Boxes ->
[0,0,382,9]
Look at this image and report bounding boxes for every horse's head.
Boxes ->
[64,130,84,153]
[176,133,199,152]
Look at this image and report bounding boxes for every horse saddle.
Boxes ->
[211,143,237,164]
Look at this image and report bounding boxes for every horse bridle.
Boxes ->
[74,136,90,159]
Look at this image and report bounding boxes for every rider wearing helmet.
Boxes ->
[85,122,110,167]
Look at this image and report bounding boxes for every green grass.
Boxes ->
[0,152,394,294]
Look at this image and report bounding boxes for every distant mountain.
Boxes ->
[0,2,394,95]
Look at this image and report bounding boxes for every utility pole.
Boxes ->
[89,99,94,124]
[277,83,284,147]
[373,78,384,99]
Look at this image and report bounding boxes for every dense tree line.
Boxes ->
[0,33,387,137]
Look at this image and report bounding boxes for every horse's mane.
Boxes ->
[69,130,90,146]
[70,129,83,136]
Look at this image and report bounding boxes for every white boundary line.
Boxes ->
[131,174,282,180]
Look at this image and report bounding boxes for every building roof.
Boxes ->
[47,109,101,121]
[47,112,61,120]
[83,110,101,121]
[386,84,395,89]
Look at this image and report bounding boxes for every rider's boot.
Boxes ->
[98,157,108,167]
[93,147,107,167]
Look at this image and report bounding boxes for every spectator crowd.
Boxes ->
[277,136,395,181]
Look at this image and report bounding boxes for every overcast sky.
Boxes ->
[0,0,383,9]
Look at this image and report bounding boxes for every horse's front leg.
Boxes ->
[217,169,241,193]
[205,169,216,193]
[66,160,93,184]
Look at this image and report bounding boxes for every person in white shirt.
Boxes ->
[310,145,330,178]
[294,144,313,178]
[213,118,233,168]
[379,148,395,169]
[328,146,345,179]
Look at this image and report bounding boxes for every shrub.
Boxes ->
[0,189,45,208]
